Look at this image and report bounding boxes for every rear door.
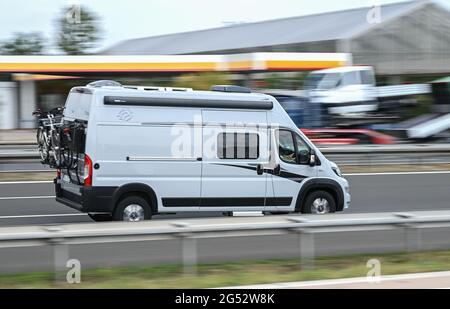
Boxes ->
[200,110,269,211]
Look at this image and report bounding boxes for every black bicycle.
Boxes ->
[32,107,64,167]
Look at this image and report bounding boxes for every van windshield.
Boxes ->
[63,91,92,121]
[304,73,341,90]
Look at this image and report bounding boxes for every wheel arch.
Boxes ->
[112,183,158,214]
[295,178,344,212]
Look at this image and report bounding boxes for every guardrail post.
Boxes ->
[53,241,69,283]
[403,225,422,252]
[45,226,68,285]
[299,229,315,270]
[394,213,422,252]
[172,222,198,275]
[182,235,197,275]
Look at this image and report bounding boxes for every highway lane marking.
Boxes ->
[0,195,55,200]
[221,271,450,289]
[0,180,53,184]
[0,213,87,219]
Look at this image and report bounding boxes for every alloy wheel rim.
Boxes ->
[122,204,145,221]
[311,198,330,214]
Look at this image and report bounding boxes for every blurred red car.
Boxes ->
[300,128,396,145]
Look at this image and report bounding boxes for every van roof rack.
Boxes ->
[123,85,193,92]
[210,85,252,93]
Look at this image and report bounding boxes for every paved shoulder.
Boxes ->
[221,271,450,289]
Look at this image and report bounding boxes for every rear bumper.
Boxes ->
[54,179,116,213]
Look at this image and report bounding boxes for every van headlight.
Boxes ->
[332,166,342,177]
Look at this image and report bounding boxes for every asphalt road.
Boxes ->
[0,172,450,226]
[1,172,450,273]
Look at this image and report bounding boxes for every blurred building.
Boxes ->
[1,0,450,129]
[103,0,450,76]
[0,53,350,129]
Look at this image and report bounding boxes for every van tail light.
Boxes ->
[84,154,93,187]
[56,169,61,179]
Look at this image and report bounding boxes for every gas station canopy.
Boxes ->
[0,53,351,74]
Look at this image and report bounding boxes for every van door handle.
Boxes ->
[256,164,264,175]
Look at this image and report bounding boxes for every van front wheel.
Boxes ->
[302,190,336,214]
[113,196,152,222]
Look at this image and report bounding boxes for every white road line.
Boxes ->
[0,213,87,219]
[0,180,53,185]
[344,170,450,176]
[0,195,55,200]
[221,271,450,289]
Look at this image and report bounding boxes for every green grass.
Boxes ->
[1,250,450,288]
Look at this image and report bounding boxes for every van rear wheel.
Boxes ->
[302,190,336,214]
[113,196,152,222]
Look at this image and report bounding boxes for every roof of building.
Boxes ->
[102,1,430,55]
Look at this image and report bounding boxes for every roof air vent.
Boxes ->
[87,80,122,88]
[210,85,251,93]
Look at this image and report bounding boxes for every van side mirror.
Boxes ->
[309,150,316,167]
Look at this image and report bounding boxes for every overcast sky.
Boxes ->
[0,0,448,53]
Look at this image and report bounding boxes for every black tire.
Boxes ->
[113,195,152,222]
[88,213,113,222]
[302,190,336,214]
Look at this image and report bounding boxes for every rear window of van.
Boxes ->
[63,91,92,121]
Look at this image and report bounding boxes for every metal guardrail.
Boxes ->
[1,212,450,280]
[1,144,450,167]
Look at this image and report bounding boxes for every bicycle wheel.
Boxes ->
[37,128,49,164]
[50,131,62,168]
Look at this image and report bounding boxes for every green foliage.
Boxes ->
[0,32,44,55]
[171,72,232,90]
[1,250,450,288]
[407,94,433,118]
[56,5,102,55]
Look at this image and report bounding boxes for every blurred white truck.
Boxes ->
[304,66,430,115]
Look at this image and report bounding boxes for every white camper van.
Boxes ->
[54,81,350,222]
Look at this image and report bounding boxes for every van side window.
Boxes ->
[341,71,360,86]
[278,130,311,165]
[360,70,375,85]
[278,130,296,164]
[217,133,259,159]
[295,133,311,165]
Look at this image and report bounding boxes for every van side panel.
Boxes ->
[200,110,270,211]
[90,106,202,211]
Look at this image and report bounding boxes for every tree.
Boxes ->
[0,32,45,55]
[172,72,232,90]
[56,5,101,55]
